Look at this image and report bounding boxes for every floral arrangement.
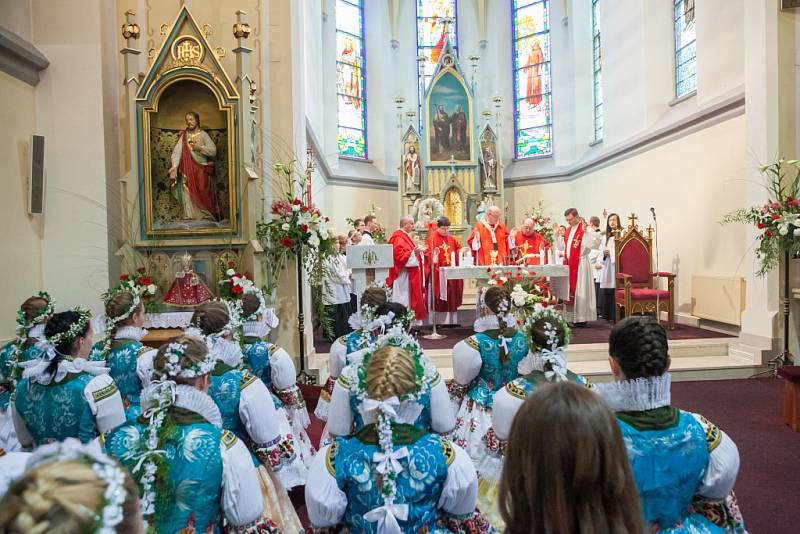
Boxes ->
[256,162,338,306]
[524,200,555,245]
[487,268,558,320]
[722,159,800,275]
[118,268,158,312]
[218,261,255,298]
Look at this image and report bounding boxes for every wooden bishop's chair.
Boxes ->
[614,214,676,329]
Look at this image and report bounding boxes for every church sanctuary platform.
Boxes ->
[312,312,768,383]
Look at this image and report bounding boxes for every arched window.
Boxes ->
[512,0,553,158]
[674,0,696,97]
[592,0,603,141]
[416,0,458,127]
[336,0,367,158]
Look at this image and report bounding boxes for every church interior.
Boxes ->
[1,0,799,532]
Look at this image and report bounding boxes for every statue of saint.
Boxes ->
[404,143,421,192]
[168,111,219,221]
[163,252,213,307]
[480,144,497,190]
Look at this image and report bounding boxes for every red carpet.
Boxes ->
[314,313,731,353]
[298,379,796,532]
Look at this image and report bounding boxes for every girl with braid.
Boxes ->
[316,285,389,421]
[104,335,279,533]
[449,285,528,463]
[306,344,482,534]
[479,308,591,529]
[90,287,156,419]
[594,316,745,533]
[11,309,125,447]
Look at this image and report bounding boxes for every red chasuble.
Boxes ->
[386,229,427,320]
[178,130,219,217]
[467,220,510,266]
[514,232,550,265]
[564,223,585,305]
[424,228,464,313]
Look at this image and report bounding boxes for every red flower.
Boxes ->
[244,271,252,280]
[228,261,236,268]
[232,284,244,295]
[140,276,153,285]
[787,196,796,203]
[119,274,129,281]
[302,224,309,232]
[293,198,302,206]
[772,213,781,220]
[758,222,765,229]
[136,267,146,274]
[765,230,773,237]
[281,237,295,248]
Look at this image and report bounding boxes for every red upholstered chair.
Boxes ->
[614,215,676,329]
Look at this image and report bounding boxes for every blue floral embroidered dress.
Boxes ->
[449,316,528,462]
[316,328,374,421]
[0,326,46,411]
[89,327,151,419]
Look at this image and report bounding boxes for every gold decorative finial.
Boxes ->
[628,213,639,228]
[233,22,251,39]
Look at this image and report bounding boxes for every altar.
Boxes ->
[440,264,569,300]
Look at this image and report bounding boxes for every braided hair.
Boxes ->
[365,345,418,401]
[42,311,91,382]
[484,286,514,362]
[190,301,229,336]
[100,291,143,357]
[527,315,568,352]
[608,316,670,379]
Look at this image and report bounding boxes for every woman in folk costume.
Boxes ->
[0,438,144,533]
[237,288,312,439]
[448,285,528,463]
[11,308,125,447]
[316,285,390,421]
[498,382,645,534]
[0,292,54,451]
[306,344,484,534]
[103,336,282,533]
[594,317,746,534]
[189,301,312,492]
[478,308,590,529]
[326,303,455,438]
[90,286,156,419]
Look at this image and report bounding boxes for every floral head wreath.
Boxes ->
[15,291,55,340]
[479,288,511,316]
[153,341,216,380]
[99,284,143,354]
[214,298,243,341]
[523,308,572,382]
[240,285,268,323]
[25,438,127,534]
[46,306,93,348]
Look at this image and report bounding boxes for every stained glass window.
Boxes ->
[674,0,696,97]
[512,0,552,158]
[592,0,603,141]
[336,0,367,158]
[416,0,457,126]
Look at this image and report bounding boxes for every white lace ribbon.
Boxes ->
[361,396,400,419]
[373,446,409,475]
[363,503,409,534]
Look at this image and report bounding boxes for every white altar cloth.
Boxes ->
[440,265,570,300]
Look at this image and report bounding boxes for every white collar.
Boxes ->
[173,385,223,428]
[114,326,148,342]
[28,324,46,341]
[594,373,672,412]
[19,356,109,386]
[242,321,270,340]
[212,338,243,367]
[517,351,544,374]
[473,314,516,333]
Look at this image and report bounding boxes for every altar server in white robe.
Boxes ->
[598,213,621,322]
[553,208,601,325]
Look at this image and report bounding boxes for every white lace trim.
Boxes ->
[593,373,672,412]
[473,314,516,333]
[114,326,148,342]
[173,385,223,428]
[517,351,544,374]
[212,338,243,367]
[20,357,109,385]
[28,324,46,341]
[242,321,269,340]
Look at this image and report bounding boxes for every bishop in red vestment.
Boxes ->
[513,217,551,265]
[467,206,511,266]
[386,215,427,320]
[424,217,464,325]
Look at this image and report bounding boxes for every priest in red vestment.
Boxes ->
[386,215,427,321]
[513,217,551,265]
[553,208,601,325]
[168,111,220,221]
[424,217,463,325]
[467,205,512,265]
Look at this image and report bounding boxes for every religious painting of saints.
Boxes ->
[143,78,237,237]
[426,71,473,163]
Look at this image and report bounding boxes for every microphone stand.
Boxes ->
[424,247,446,340]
